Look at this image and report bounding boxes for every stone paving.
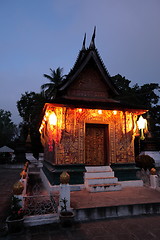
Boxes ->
[0,167,20,224]
[1,165,160,239]
[1,215,160,239]
[71,187,160,209]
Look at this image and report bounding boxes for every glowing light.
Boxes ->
[98,110,102,114]
[137,116,147,140]
[39,126,42,133]
[137,116,147,130]
[49,112,57,126]
[78,108,82,112]
[45,112,49,117]
[113,110,117,115]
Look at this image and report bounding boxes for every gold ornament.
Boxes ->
[13,181,24,195]
[150,168,156,175]
[20,170,27,179]
[60,171,70,184]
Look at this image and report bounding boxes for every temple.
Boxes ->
[39,29,147,190]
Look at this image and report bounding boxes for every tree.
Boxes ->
[148,104,160,136]
[17,92,45,156]
[111,74,160,108]
[0,109,17,147]
[41,67,65,100]
[111,74,131,95]
[111,74,160,137]
[17,92,40,124]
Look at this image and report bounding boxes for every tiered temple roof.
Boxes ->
[50,28,147,114]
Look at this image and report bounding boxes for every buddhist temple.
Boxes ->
[39,29,147,191]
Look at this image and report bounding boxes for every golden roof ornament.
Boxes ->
[89,26,96,49]
[60,171,70,184]
[81,33,86,51]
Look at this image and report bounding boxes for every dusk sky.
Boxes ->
[0,0,160,124]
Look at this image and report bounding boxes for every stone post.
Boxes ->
[150,168,158,189]
[150,175,158,189]
[59,184,71,211]
[59,171,71,211]
[12,181,24,207]
[14,195,24,208]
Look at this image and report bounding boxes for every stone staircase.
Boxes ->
[84,166,122,192]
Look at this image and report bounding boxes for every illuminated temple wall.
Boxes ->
[40,105,138,165]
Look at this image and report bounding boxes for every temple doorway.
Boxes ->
[85,123,109,165]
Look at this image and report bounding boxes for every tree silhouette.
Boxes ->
[41,67,65,100]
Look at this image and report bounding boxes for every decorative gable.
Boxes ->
[59,30,118,102]
[64,60,111,101]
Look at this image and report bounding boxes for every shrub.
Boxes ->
[8,196,24,220]
[135,154,155,170]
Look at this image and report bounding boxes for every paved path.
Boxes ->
[0,167,20,224]
[1,215,160,239]
[71,187,160,209]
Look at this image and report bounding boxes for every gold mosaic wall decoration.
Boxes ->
[42,106,137,165]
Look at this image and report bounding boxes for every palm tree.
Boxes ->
[41,67,64,100]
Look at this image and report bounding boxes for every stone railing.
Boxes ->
[11,167,74,226]
[136,169,150,187]
[12,161,30,207]
[24,193,58,216]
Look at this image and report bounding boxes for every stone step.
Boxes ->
[85,166,112,172]
[87,183,122,192]
[85,171,114,178]
[85,177,118,185]
[84,166,121,193]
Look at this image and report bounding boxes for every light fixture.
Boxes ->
[137,116,147,140]
[137,116,146,130]
[113,110,117,115]
[98,110,102,114]
[39,126,43,133]
[45,111,49,117]
[48,112,57,126]
[78,108,82,113]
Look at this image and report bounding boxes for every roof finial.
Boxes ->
[82,33,86,50]
[89,26,96,49]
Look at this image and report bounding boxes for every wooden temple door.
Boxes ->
[85,124,108,165]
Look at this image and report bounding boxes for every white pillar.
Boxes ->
[13,195,24,208]
[20,178,27,195]
[150,175,158,189]
[59,184,70,211]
